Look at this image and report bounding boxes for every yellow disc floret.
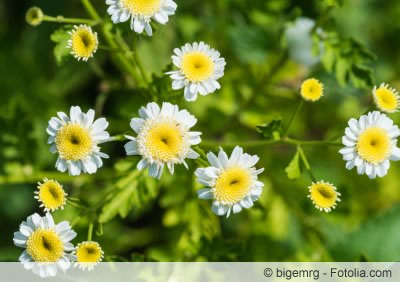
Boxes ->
[69,25,98,61]
[122,0,161,17]
[308,181,340,212]
[357,127,391,164]
[36,178,67,212]
[373,83,400,113]
[75,241,103,264]
[56,123,93,161]
[300,78,324,102]
[214,166,252,204]
[144,121,184,162]
[181,52,215,83]
[26,229,64,262]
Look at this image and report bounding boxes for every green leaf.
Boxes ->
[322,45,336,72]
[350,64,375,89]
[50,28,71,65]
[285,149,301,180]
[256,119,282,140]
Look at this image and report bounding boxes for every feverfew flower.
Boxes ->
[73,241,104,271]
[339,111,400,179]
[35,178,67,212]
[372,83,400,113]
[308,181,341,212]
[124,102,201,179]
[300,78,324,102]
[47,106,111,176]
[67,25,98,62]
[166,42,226,102]
[13,213,76,278]
[106,0,177,36]
[195,146,264,218]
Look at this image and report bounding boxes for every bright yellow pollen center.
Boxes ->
[301,79,323,101]
[181,52,214,82]
[214,166,251,204]
[56,123,93,161]
[145,122,183,162]
[310,183,337,209]
[357,127,391,164]
[122,0,161,16]
[76,243,102,263]
[39,181,65,210]
[26,229,64,262]
[72,29,97,58]
[375,87,398,112]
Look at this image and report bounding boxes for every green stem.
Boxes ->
[43,15,99,25]
[298,145,317,182]
[87,222,94,241]
[71,216,82,227]
[284,99,305,137]
[80,0,101,20]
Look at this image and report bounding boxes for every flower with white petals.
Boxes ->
[73,241,104,271]
[166,42,226,102]
[339,111,400,179]
[106,0,177,36]
[195,146,264,218]
[308,180,340,212]
[124,102,201,179]
[372,83,400,113]
[35,178,67,212]
[47,106,111,176]
[13,213,76,278]
[67,25,98,62]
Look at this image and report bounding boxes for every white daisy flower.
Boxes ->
[106,0,177,36]
[339,111,400,179]
[67,25,98,62]
[35,178,67,212]
[372,83,400,113]
[195,146,264,218]
[47,106,111,176]
[124,102,201,179]
[308,180,341,213]
[13,213,76,278]
[166,42,226,102]
[72,241,104,271]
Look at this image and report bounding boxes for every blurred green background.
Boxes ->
[2,0,400,262]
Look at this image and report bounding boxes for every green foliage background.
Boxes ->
[2,0,400,262]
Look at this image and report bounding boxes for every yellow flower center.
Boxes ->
[71,28,97,59]
[144,122,184,162]
[310,183,337,209]
[122,0,161,17]
[375,87,398,112]
[214,166,251,204]
[26,229,64,262]
[181,52,215,82]
[38,180,65,210]
[300,78,324,101]
[76,242,102,263]
[56,123,93,161]
[357,127,391,164]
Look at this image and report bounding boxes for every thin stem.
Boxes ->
[87,222,94,241]
[43,15,99,25]
[80,0,101,20]
[284,99,305,137]
[298,145,317,182]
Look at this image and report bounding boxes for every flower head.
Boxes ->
[106,0,177,36]
[166,42,226,102]
[35,178,67,212]
[300,78,324,102]
[73,241,104,271]
[124,102,201,179]
[195,146,264,218]
[67,25,98,62]
[308,181,340,212]
[372,83,400,113]
[26,7,44,26]
[13,213,76,278]
[339,111,400,179]
[47,106,111,176]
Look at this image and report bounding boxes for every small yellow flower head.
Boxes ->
[34,178,67,212]
[308,180,341,213]
[67,25,98,62]
[300,78,324,102]
[73,241,104,271]
[26,7,44,26]
[372,83,400,113]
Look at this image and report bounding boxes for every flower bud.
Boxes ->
[26,7,44,26]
